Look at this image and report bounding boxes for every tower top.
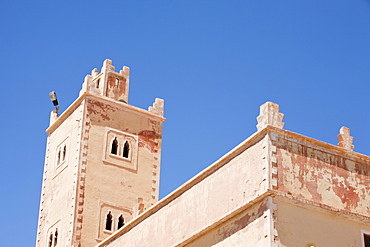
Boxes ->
[80,59,130,103]
[49,59,164,130]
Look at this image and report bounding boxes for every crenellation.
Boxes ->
[80,74,100,97]
[92,68,99,77]
[102,59,114,73]
[337,126,354,151]
[80,60,131,104]
[256,101,284,131]
[148,98,164,116]
[120,66,130,77]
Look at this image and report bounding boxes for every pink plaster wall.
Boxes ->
[273,132,370,216]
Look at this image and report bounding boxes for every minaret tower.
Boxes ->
[36,59,165,246]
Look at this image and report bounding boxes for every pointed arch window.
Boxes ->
[105,211,113,231]
[55,138,69,170]
[115,78,120,88]
[104,129,138,170]
[117,215,125,229]
[111,138,118,155]
[48,233,53,247]
[123,141,130,158]
[62,145,66,162]
[54,229,58,246]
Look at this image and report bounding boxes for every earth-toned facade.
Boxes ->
[37,60,370,247]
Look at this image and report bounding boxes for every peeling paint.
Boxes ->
[216,203,267,242]
[106,75,127,101]
[138,130,161,153]
[87,99,117,122]
[332,178,360,210]
[275,137,370,216]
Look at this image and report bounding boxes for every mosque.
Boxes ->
[36,60,370,247]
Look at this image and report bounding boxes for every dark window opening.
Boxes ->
[118,215,125,229]
[54,229,58,246]
[57,150,61,165]
[96,79,100,88]
[62,145,66,161]
[123,141,130,158]
[105,211,113,231]
[365,234,370,247]
[115,78,120,88]
[49,234,53,247]
[111,138,118,155]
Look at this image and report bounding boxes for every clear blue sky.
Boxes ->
[1,1,370,246]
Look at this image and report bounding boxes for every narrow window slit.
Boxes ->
[123,141,130,158]
[62,145,66,161]
[105,211,113,231]
[111,138,118,155]
[54,229,58,246]
[49,234,53,247]
[57,149,61,165]
[96,78,100,88]
[118,215,125,229]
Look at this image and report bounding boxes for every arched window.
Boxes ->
[111,138,118,155]
[105,211,113,231]
[48,233,53,247]
[123,141,130,158]
[115,78,120,88]
[62,145,66,162]
[96,78,100,88]
[117,215,125,229]
[54,229,58,246]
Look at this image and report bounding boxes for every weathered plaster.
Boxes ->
[273,130,370,215]
[78,95,164,246]
[99,122,370,247]
[39,71,370,247]
[36,102,84,246]
[37,60,165,247]
[185,198,270,247]
[99,130,277,247]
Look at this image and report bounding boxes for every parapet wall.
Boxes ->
[271,128,370,216]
